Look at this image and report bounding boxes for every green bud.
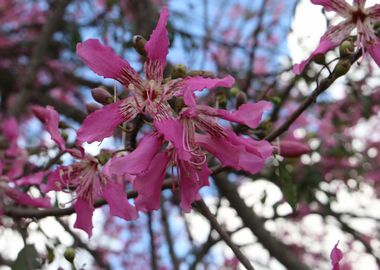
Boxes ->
[333,58,351,78]
[63,248,76,263]
[339,39,355,57]
[132,35,147,56]
[270,96,282,106]
[216,92,227,109]
[171,64,187,79]
[229,87,240,97]
[313,53,326,65]
[91,87,113,105]
[47,247,55,264]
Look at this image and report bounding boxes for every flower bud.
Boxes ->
[333,58,351,78]
[339,39,355,57]
[132,35,147,56]
[278,140,311,158]
[86,103,101,114]
[229,86,240,97]
[216,92,227,109]
[91,87,113,105]
[63,248,76,263]
[235,91,247,108]
[313,53,326,65]
[171,64,187,79]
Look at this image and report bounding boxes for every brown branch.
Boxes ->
[147,212,159,270]
[193,199,255,270]
[160,200,180,270]
[214,172,311,270]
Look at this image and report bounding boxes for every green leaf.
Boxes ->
[12,245,41,270]
[278,164,298,210]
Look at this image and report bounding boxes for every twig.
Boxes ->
[147,212,158,270]
[193,199,255,270]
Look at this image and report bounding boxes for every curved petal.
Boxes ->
[330,241,343,269]
[197,101,272,129]
[134,152,169,212]
[144,7,169,82]
[32,106,65,150]
[77,101,125,143]
[368,4,380,21]
[77,39,143,87]
[178,75,235,106]
[73,198,94,237]
[293,21,354,74]
[102,182,138,220]
[311,0,352,16]
[179,161,211,212]
[154,119,191,161]
[5,188,51,208]
[110,133,162,175]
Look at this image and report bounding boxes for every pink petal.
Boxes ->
[144,7,169,82]
[198,101,271,129]
[310,0,351,15]
[293,22,354,74]
[76,39,143,87]
[155,119,191,161]
[5,188,51,208]
[32,105,65,150]
[178,75,235,106]
[110,133,162,175]
[368,42,380,68]
[179,161,211,212]
[73,198,94,237]
[330,241,343,270]
[77,101,125,143]
[41,167,64,193]
[134,152,169,212]
[102,182,138,220]
[368,4,380,21]
[279,140,311,158]
[14,171,47,186]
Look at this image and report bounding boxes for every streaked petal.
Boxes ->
[102,182,138,220]
[73,198,94,237]
[311,0,352,16]
[368,42,380,67]
[110,133,162,175]
[144,7,169,82]
[77,101,125,143]
[77,39,143,87]
[293,21,354,74]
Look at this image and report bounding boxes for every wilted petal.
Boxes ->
[77,101,125,143]
[5,188,51,208]
[144,7,169,82]
[155,119,191,161]
[330,241,343,270]
[77,39,143,87]
[178,75,235,106]
[110,133,161,175]
[179,162,211,212]
[134,152,169,212]
[73,198,94,237]
[198,101,271,129]
[102,182,138,220]
[311,0,352,16]
[32,105,65,150]
[293,21,354,74]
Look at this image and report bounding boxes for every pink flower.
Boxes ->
[76,7,234,143]
[44,156,138,237]
[278,140,311,158]
[330,241,343,270]
[293,0,380,74]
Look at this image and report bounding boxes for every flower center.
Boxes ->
[351,8,367,23]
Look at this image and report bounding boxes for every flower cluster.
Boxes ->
[38,7,273,236]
